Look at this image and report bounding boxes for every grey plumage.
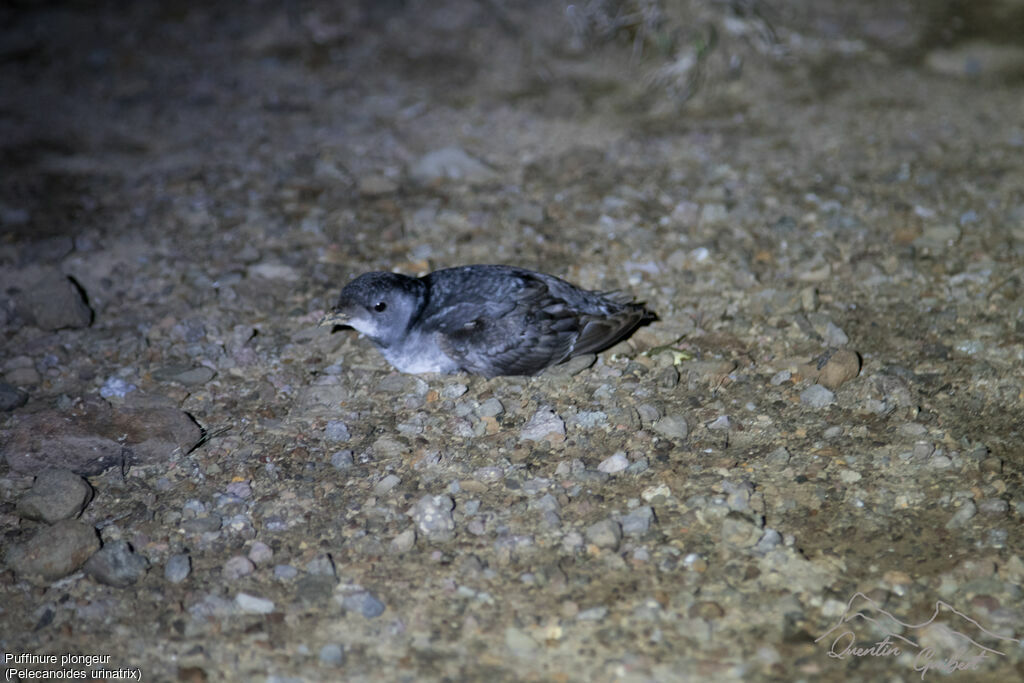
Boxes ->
[320,265,656,377]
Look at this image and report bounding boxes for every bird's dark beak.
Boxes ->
[318,310,350,328]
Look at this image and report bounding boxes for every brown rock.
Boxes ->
[2,395,202,476]
[16,468,93,523]
[799,348,862,391]
[15,271,92,330]
[5,519,100,584]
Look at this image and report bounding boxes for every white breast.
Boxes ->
[379,333,459,374]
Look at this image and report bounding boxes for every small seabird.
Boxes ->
[319,264,656,377]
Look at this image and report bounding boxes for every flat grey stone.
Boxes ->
[152,364,216,385]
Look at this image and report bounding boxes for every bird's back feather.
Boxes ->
[419,266,654,376]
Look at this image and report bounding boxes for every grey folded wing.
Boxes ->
[429,276,650,377]
[430,277,581,376]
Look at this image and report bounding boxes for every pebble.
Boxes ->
[324,421,351,442]
[248,262,299,281]
[571,410,610,429]
[181,515,222,535]
[5,365,40,386]
[978,499,1009,515]
[898,422,927,437]
[707,415,731,431]
[530,493,560,514]
[754,528,782,554]
[410,146,496,184]
[689,601,725,620]
[0,381,28,410]
[182,499,208,518]
[598,452,629,474]
[5,519,100,583]
[823,426,843,439]
[620,506,654,536]
[641,484,672,503]
[722,481,752,512]
[520,407,566,442]
[769,370,791,386]
[682,553,708,572]
[766,447,791,465]
[248,541,273,565]
[151,364,216,386]
[318,643,345,667]
[805,349,861,390]
[235,592,275,614]
[652,415,688,441]
[822,322,849,346]
[223,555,255,579]
[477,398,505,417]
[16,468,93,523]
[83,540,150,587]
[799,384,835,408]
[339,590,386,618]
[274,564,298,581]
[626,458,649,475]
[913,442,935,459]
[357,174,397,196]
[441,383,468,398]
[306,554,336,577]
[577,606,608,621]
[721,514,763,548]
[646,359,677,386]
[100,377,137,398]
[838,469,862,484]
[504,627,539,657]
[474,467,504,483]
[561,531,584,552]
[377,374,428,396]
[522,478,550,495]
[945,500,978,529]
[987,529,1008,548]
[226,481,252,500]
[331,450,354,469]
[391,528,416,552]
[913,223,960,251]
[374,474,402,495]
[372,436,407,458]
[584,518,622,550]
[16,272,92,330]
[409,495,456,541]
[164,553,192,583]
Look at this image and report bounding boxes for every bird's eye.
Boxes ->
[373,301,387,312]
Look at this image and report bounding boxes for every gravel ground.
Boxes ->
[2,1,1024,681]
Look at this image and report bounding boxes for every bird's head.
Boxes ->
[319,271,424,347]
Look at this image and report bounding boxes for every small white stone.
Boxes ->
[597,453,629,474]
[235,592,275,614]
